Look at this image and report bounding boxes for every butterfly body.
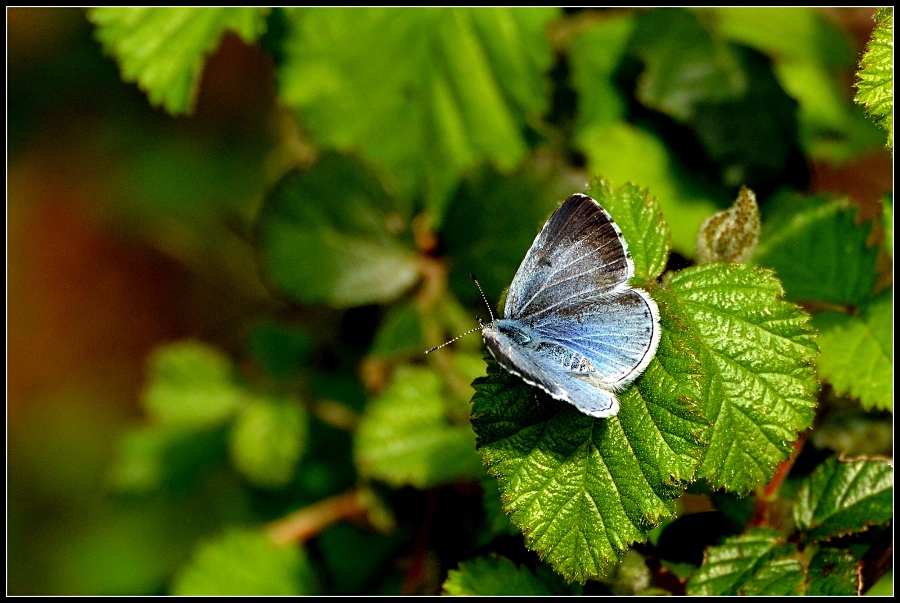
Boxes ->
[481,193,660,418]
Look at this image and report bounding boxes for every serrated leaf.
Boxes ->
[257,154,420,308]
[279,8,558,221]
[229,396,308,489]
[171,530,314,595]
[442,556,576,596]
[667,264,818,494]
[576,121,722,256]
[696,186,760,264]
[754,192,879,306]
[471,286,707,583]
[354,366,483,488]
[855,8,893,149]
[141,341,244,427]
[588,178,670,280]
[686,529,803,596]
[88,7,269,115]
[813,291,892,411]
[793,456,893,541]
[807,548,861,596]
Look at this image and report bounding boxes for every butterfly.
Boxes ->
[476,193,660,418]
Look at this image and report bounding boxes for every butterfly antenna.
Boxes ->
[424,325,483,354]
[470,273,495,322]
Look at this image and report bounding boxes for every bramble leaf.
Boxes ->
[279,8,558,221]
[855,8,894,149]
[88,7,269,115]
[813,291,892,411]
[442,556,577,596]
[807,548,861,596]
[793,456,893,541]
[471,285,706,583]
[229,396,309,489]
[667,264,818,494]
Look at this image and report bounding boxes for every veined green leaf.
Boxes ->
[588,178,670,281]
[471,285,706,583]
[686,529,803,596]
[814,291,892,412]
[256,154,420,308]
[171,530,314,595]
[754,192,879,307]
[807,548,861,596]
[354,367,483,488]
[88,8,269,115]
[229,396,308,489]
[855,8,894,150]
[279,8,558,221]
[667,264,818,494]
[793,456,893,541]
[442,556,578,596]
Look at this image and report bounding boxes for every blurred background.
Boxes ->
[8,7,891,595]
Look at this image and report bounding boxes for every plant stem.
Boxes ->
[267,488,368,546]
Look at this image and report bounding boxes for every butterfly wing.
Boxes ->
[503,193,633,321]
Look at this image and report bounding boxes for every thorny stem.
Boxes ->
[267,488,369,546]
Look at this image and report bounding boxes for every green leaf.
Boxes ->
[793,456,893,541]
[686,529,803,596]
[754,192,878,307]
[576,121,722,256]
[813,291,893,411]
[354,366,483,488]
[696,186,761,264]
[855,8,894,150]
[442,556,577,596]
[882,195,893,258]
[257,154,420,308]
[88,8,269,115]
[279,8,558,220]
[567,13,636,129]
[471,285,707,583]
[370,302,425,358]
[667,264,818,494]
[807,548,861,596]
[229,396,309,489]
[171,530,314,595]
[588,178,670,280]
[141,341,244,428]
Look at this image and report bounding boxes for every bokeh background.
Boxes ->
[8,7,892,595]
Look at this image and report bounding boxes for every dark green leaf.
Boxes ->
[279,8,558,220]
[793,456,893,541]
[369,302,425,358]
[588,178,670,280]
[354,366,483,488]
[754,192,878,306]
[807,548,861,596]
[813,291,892,412]
[229,396,308,489]
[471,285,706,583]
[88,8,269,114]
[667,264,818,494]
[171,530,314,595]
[855,8,894,149]
[686,529,803,596]
[442,556,576,596]
[257,154,420,308]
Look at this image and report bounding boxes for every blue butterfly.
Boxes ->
[479,193,660,418]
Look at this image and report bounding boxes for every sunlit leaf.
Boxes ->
[855,8,894,149]
[229,396,308,489]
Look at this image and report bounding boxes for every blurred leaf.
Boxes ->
[813,291,892,412]
[317,523,405,595]
[369,302,425,358]
[667,264,818,494]
[229,396,308,489]
[588,178,670,280]
[577,121,722,256]
[247,320,314,381]
[442,556,577,596]
[172,529,315,595]
[567,13,636,129]
[793,456,893,540]
[257,154,420,308]
[354,366,483,488]
[606,549,653,595]
[754,193,878,306]
[807,548,861,596]
[88,7,269,114]
[686,529,803,595]
[631,8,746,122]
[279,8,559,220]
[141,341,244,428]
[855,8,893,150]
[811,407,894,457]
[696,186,761,264]
[882,195,893,258]
[471,286,707,583]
